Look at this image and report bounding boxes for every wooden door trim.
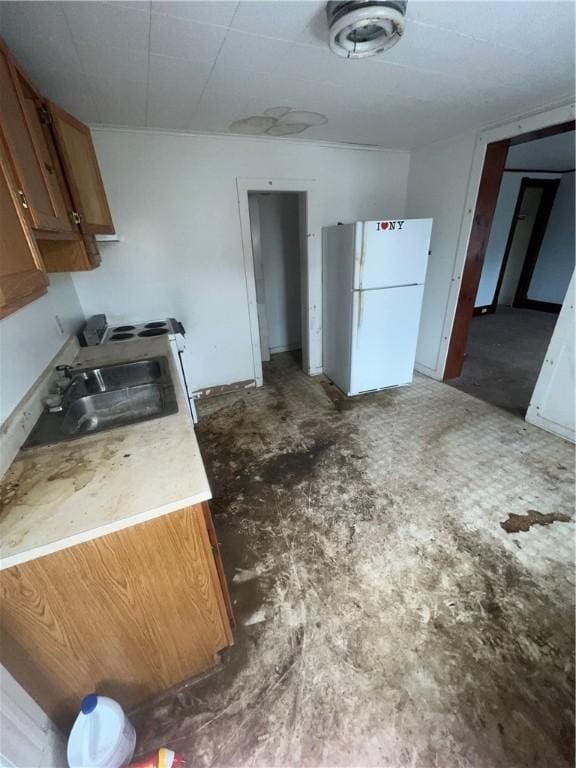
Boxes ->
[512,178,560,311]
[508,119,575,146]
[443,140,509,379]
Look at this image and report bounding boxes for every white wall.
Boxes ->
[528,171,575,304]
[71,129,409,391]
[0,275,83,425]
[405,132,476,378]
[255,193,302,354]
[475,172,562,307]
[526,273,575,442]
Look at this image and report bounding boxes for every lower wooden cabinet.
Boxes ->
[0,502,233,731]
[0,138,48,319]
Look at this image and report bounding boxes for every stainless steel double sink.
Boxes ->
[24,357,178,449]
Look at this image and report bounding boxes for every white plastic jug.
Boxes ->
[67,693,136,768]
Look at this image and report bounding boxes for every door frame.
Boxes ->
[512,178,561,312]
[478,177,561,314]
[237,177,321,386]
[443,116,574,379]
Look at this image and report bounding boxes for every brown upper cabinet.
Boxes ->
[0,37,114,278]
[0,43,72,234]
[0,138,48,319]
[48,102,115,236]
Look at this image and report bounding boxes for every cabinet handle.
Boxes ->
[17,189,29,209]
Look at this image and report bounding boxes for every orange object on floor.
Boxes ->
[128,748,185,768]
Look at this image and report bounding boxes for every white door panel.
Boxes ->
[0,666,66,768]
[355,219,432,290]
[350,285,424,394]
[526,273,574,441]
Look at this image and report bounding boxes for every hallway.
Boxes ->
[447,307,558,415]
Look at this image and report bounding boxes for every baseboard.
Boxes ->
[193,379,256,399]
[269,343,302,354]
[414,361,442,381]
[517,299,562,313]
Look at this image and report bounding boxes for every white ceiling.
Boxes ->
[506,131,575,171]
[0,1,574,149]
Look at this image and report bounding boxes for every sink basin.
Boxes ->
[24,357,178,448]
[60,384,170,436]
[73,359,164,395]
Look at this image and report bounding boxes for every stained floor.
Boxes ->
[447,307,557,415]
[132,353,575,767]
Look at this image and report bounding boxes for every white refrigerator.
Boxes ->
[322,218,432,396]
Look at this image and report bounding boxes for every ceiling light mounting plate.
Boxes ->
[326,1,407,58]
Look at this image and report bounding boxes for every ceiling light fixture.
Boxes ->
[267,123,310,136]
[229,116,278,134]
[264,107,292,118]
[281,111,328,126]
[326,1,407,59]
[229,108,328,137]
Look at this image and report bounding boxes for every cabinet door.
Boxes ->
[17,68,75,235]
[48,102,114,235]
[38,235,101,272]
[0,144,48,319]
[0,45,70,232]
[201,502,235,627]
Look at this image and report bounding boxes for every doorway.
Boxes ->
[237,177,320,388]
[445,123,574,415]
[248,192,304,364]
[444,119,574,381]
[493,179,560,312]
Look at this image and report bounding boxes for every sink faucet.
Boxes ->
[45,393,64,413]
[55,365,89,388]
[45,365,88,413]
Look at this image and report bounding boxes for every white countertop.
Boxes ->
[0,337,211,570]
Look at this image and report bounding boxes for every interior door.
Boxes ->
[350,284,424,394]
[48,101,115,235]
[0,46,67,232]
[356,219,432,290]
[513,179,560,309]
[498,184,545,305]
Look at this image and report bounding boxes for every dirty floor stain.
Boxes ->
[501,509,572,533]
[131,353,575,768]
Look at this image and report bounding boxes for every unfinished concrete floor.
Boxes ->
[132,353,575,767]
[447,307,558,415]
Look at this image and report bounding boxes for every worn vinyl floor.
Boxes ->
[132,353,575,768]
[447,307,558,415]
